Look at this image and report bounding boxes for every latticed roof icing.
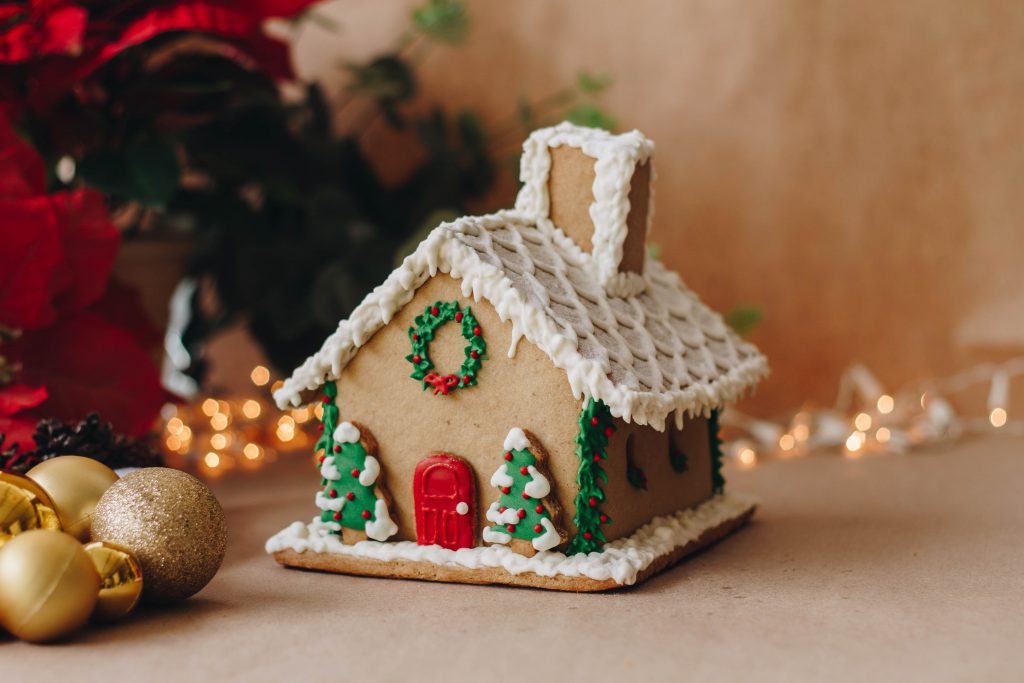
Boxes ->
[274,209,768,430]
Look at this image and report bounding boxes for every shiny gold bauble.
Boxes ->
[0,529,100,642]
[0,472,61,548]
[91,468,226,604]
[83,541,143,622]
[27,456,119,542]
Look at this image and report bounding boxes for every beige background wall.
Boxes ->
[280,0,1024,415]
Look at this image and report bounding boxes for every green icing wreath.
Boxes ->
[406,300,486,395]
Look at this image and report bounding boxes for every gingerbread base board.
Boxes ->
[267,493,755,592]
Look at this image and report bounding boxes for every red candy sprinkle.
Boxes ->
[604,427,614,437]
[472,326,481,336]
[591,417,599,426]
[333,512,341,521]
[412,354,421,364]
[506,524,516,533]
[328,490,337,498]
[455,312,463,322]
[599,514,609,523]
[533,524,543,533]
[431,306,440,316]
[517,509,526,519]
[588,496,598,507]
[412,333,419,340]
[499,506,507,513]
[317,455,325,463]
[321,396,330,403]
[501,487,511,494]
[470,350,479,359]
[521,492,530,499]
[361,510,371,520]
[333,445,341,453]
[346,492,355,501]
[583,531,593,540]
[351,468,360,477]
[519,466,529,475]
[535,504,544,513]
[593,454,601,462]
[504,452,513,461]
[462,374,471,385]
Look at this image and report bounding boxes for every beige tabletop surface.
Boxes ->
[3,434,1022,682]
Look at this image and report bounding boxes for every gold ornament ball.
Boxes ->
[84,541,143,622]
[27,456,119,542]
[0,529,100,642]
[91,468,226,604]
[0,472,61,548]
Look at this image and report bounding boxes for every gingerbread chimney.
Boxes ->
[515,122,655,297]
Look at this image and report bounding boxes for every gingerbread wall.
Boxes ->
[332,272,715,547]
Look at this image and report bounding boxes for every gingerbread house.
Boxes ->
[266,122,768,591]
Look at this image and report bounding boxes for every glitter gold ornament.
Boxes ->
[84,541,143,622]
[91,468,226,603]
[0,473,61,548]
[0,529,100,642]
[27,456,119,542]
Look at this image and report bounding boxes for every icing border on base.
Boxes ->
[266,492,754,586]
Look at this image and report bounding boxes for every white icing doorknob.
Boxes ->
[455,502,469,515]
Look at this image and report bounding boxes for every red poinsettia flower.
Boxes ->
[0,1,88,63]
[0,383,47,451]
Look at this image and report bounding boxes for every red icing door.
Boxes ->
[413,454,476,549]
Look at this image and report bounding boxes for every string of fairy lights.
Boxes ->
[159,358,1024,475]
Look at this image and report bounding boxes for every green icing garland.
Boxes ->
[314,380,339,458]
[567,398,615,555]
[406,300,486,395]
[709,408,725,494]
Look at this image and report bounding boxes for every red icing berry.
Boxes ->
[412,354,422,364]
[533,524,543,533]
[506,524,516,533]
[501,487,511,494]
[321,396,330,403]
[499,506,507,513]
[517,509,526,519]
[431,306,440,316]
[333,445,341,453]
[504,451,513,461]
[535,504,544,513]
[470,350,479,359]
[521,492,530,500]
[519,466,529,475]
[588,496,598,507]
[593,454,601,463]
[455,312,463,322]
[462,374,471,385]
[472,326,481,336]
[599,514,609,523]
[317,455,325,463]
[604,427,614,437]
[333,512,341,521]
[412,333,419,341]
[361,510,371,520]
[328,490,337,498]
[317,424,324,432]
[351,468,360,477]
[591,417,599,426]
[583,531,593,540]
[346,492,355,501]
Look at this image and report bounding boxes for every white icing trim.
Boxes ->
[319,457,340,481]
[532,517,561,552]
[515,122,655,296]
[481,527,511,545]
[489,464,514,489]
[333,422,360,444]
[268,493,755,586]
[502,427,530,452]
[358,455,380,487]
[523,466,550,499]
[315,490,345,513]
[485,502,521,525]
[364,498,398,541]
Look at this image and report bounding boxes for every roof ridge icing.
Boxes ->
[274,209,768,430]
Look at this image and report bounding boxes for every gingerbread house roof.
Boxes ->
[274,207,768,430]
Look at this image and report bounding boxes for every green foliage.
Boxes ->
[314,381,339,459]
[405,300,486,390]
[79,139,180,207]
[567,398,615,555]
[709,408,725,494]
[412,0,468,45]
[725,306,764,338]
[577,70,613,94]
[566,103,618,131]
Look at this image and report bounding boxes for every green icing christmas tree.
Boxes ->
[483,428,564,553]
[567,398,615,555]
[313,383,397,542]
